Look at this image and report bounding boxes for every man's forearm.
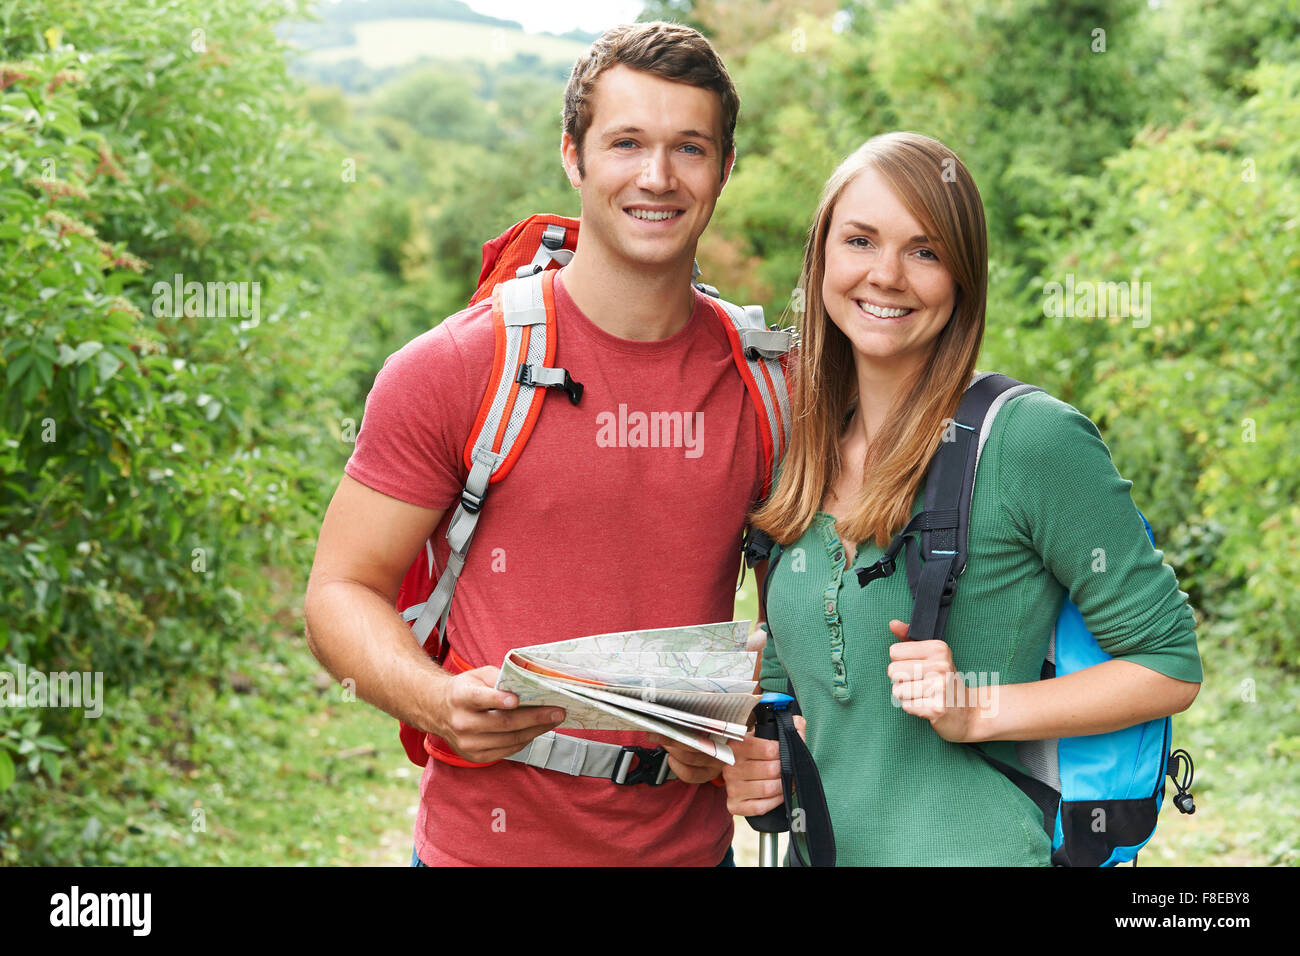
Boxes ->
[304,578,451,733]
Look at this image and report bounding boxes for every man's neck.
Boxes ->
[560,245,697,342]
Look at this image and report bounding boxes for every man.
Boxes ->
[305,21,764,866]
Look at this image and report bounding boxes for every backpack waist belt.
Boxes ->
[423,645,679,786]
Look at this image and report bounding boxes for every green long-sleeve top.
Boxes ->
[760,390,1202,866]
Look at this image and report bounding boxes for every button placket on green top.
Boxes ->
[816,515,852,702]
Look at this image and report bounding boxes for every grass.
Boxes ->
[7,612,417,866]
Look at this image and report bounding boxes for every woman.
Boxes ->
[724,132,1202,865]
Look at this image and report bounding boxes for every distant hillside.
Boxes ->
[299,17,589,68]
[313,0,519,26]
[282,0,596,67]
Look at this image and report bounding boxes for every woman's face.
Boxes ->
[822,167,957,375]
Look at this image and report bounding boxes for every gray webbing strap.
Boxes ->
[412,447,498,648]
[518,365,567,388]
[737,326,793,360]
[500,274,547,328]
[505,732,676,784]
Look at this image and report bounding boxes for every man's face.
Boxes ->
[561,65,734,273]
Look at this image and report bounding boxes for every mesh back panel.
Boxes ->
[500,330,547,450]
[1016,622,1060,791]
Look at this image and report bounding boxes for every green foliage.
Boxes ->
[871,0,1178,272]
[2,0,1294,862]
[1014,62,1299,666]
[0,0,360,821]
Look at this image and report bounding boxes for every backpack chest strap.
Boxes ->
[505,733,677,785]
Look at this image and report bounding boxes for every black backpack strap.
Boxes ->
[742,527,783,619]
[912,373,1032,639]
[741,526,795,696]
[858,373,1040,642]
[775,703,836,867]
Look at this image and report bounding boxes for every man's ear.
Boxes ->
[720,148,736,192]
[560,132,583,188]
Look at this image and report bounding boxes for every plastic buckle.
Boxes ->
[541,224,565,251]
[516,365,583,406]
[856,555,895,588]
[560,372,583,406]
[742,527,774,569]
[460,488,485,515]
[612,746,670,786]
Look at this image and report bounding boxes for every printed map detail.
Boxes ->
[494,621,760,764]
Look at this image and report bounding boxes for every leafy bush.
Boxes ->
[0,0,359,814]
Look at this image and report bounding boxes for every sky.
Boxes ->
[461,0,647,35]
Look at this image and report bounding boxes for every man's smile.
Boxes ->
[624,204,685,223]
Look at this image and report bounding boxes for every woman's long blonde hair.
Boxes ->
[751,132,987,548]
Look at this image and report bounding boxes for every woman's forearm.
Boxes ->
[965,659,1200,743]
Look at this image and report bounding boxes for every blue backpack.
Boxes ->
[854,372,1196,866]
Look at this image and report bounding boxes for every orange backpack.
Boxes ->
[394,213,796,768]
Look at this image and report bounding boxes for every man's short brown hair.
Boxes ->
[563,21,739,179]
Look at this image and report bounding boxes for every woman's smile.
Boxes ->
[854,298,916,320]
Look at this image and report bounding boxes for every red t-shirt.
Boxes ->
[344,268,764,866]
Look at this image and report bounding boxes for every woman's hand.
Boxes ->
[886,619,984,743]
[721,715,806,816]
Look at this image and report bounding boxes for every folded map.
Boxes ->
[494,620,759,765]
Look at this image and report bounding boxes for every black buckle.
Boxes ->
[460,488,485,515]
[742,527,775,569]
[516,364,583,406]
[561,373,583,405]
[612,746,669,786]
[856,555,894,588]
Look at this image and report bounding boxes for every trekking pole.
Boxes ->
[745,692,794,867]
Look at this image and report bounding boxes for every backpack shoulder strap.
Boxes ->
[409,269,581,650]
[855,372,1040,642]
[704,294,797,497]
[910,372,1041,641]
